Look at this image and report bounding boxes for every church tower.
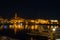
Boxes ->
[15,13,18,19]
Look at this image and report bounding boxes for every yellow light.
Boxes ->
[38,19,49,24]
[26,22,28,24]
[18,20,23,22]
[9,25,14,29]
[31,20,35,22]
[17,24,24,30]
[35,25,38,30]
[35,21,39,24]
[25,25,28,29]
[31,25,34,30]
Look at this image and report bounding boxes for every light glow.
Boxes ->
[52,28,56,31]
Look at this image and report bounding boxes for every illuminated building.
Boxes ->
[9,13,25,34]
[50,20,59,24]
[35,19,49,24]
[0,13,60,40]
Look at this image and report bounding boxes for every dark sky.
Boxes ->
[0,0,60,19]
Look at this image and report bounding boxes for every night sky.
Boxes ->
[0,0,60,19]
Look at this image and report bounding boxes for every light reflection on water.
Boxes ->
[0,24,50,40]
[0,36,48,40]
[0,36,19,40]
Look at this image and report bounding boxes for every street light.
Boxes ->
[52,28,56,32]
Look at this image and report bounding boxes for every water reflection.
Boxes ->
[0,24,49,40]
[0,24,59,40]
[0,36,19,40]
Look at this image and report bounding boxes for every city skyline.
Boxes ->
[0,0,59,19]
[0,0,60,40]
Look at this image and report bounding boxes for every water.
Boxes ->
[0,28,48,40]
[0,24,49,40]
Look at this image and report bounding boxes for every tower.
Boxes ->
[15,13,18,19]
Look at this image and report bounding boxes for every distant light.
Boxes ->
[17,22,23,26]
[52,28,56,31]
[31,20,35,22]
[17,23,24,29]
[50,20,58,22]
[20,23,23,26]
[56,39,60,40]
[3,25,7,29]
